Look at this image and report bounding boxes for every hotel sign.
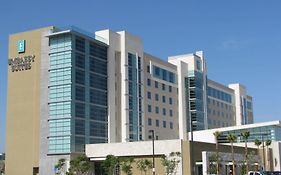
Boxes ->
[8,55,35,72]
[8,40,36,72]
[17,40,25,53]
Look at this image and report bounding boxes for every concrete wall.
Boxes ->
[86,139,183,175]
[272,141,281,171]
[6,27,53,175]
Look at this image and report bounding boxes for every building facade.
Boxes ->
[6,26,254,175]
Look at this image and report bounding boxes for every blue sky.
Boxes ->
[1,1,281,153]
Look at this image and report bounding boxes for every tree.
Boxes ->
[136,159,153,175]
[67,155,92,175]
[161,152,181,175]
[120,157,134,175]
[213,131,221,175]
[227,133,237,175]
[265,140,272,170]
[254,139,261,149]
[239,161,247,175]
[0,161,4,175]
[102,155,120,175]
[55,158,66,175]
[254,139,262,170]
[208,153,217,175]
[241,130,250,173]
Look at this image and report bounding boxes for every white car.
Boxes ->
[248,171,262,175]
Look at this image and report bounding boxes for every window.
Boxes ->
[155,106,159,114]
[162,84,165,91]
[147,78,151,86]
[90,73,107,90]
[90,57,107,75]
[90,105,107,121]
[154,66,160,77]
[75,53,85,69]
[162,70,167,81]
[155,94,159,101]
[148,105,152,112]
[169,97,173,105]
[147,65,150,73]
[89,43,107,61]
[162,108,166,116]
[152,65,176,83]
[148,118,152,126]
[147,91,151,99]
[169,109,173,117]
[196,60,201,70]
[155,81,158,88]
[162,96,166,103]
[163,121,166,128]
[169,86,172,92]
[156,119,159,127]
[75,103,85,118]
[170,122,173,129]
[75,37,85,53]
[90,122,107,138]
[90,89,107,106]
[75,119,85,135]
[75,69,85,85]
[76,86,85,101]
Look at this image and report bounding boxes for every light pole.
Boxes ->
[261,134,266,171]
[149,130,156,175]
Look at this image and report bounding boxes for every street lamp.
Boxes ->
[149,130,156,175]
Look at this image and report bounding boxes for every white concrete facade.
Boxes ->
[229,83,253,125]
[169,51,208,135]
[86,139,183,174]
[96,30,145,143]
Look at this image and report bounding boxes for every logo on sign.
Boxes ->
[17,40,25,53]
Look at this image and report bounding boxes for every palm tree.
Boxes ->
[265,140,272,170]
[213,131,221,175]
[227,133,237,175]
[136,159,153,175]
[241,131,250,173]
[254,139,262,171]
[254,139,261,149]
[120,157,134,175]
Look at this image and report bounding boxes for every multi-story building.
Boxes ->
[207,81,253,129]
[5,26,254,175]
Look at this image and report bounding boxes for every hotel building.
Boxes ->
[6,26,254,175]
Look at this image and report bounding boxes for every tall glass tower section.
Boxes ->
[127,53,143,141]
[48,29,108,154]
[186,70,205,131]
